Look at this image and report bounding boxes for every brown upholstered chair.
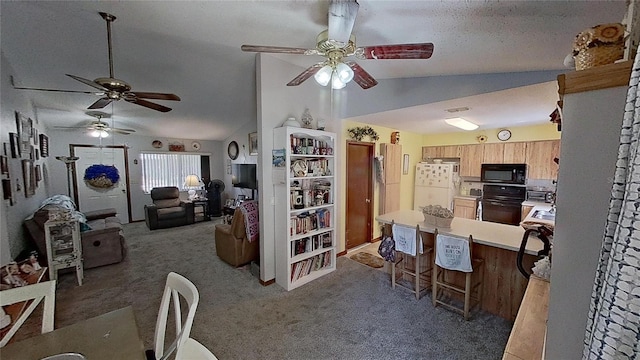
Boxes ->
[214,207,259,267]
[144,187,195,230]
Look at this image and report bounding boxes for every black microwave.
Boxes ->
[481,164,527,185]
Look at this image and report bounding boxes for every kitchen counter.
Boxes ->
[454,194,481,200]
[521,203,555,230]
[376,209,541,320]
[376,209,543,255]
[521,200,550,207]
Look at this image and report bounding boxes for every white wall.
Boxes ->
[48,129,223,222]
[1,52,53,261]
[546,86,627,358]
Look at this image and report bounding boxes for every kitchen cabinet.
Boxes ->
[421,145,460,161]
[454,197,477,219]
[525,140,561,179]
[380,143,402,214]
[482,143,505,163]
[521,205,534,222]
[459,144,484,177]
[503,142,527,163]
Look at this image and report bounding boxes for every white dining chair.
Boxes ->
[0,280,56,347]
[151,272,217,360]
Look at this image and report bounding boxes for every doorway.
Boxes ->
[71,145,131,223]
[345,141,374,249]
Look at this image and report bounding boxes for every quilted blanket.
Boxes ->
[239,200,259,243]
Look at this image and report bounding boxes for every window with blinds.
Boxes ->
[140,153,201,193]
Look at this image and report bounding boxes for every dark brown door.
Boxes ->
[346,141,374,249]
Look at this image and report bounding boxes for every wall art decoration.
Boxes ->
[35,165,42,182]
[1,155,8,175]
[3,142,8,157]
[168,142,185,151]
[249,132,258,155]
[9,133,20,158]
[22,159,35,197]
[15,111,32,156]
[39,134,49,157]
[2,179,12,204]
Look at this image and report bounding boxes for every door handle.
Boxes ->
[365,199,370,203]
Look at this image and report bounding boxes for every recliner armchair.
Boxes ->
[215,206,259,267]
[145,187,195,230]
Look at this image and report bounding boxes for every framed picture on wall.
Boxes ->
[35,164,42,183]
[22,159,35,198]
[248,132,258,155]
[39,134,49,157]
[9,133,20,158]
[1,155,8,175]
[2,179,12,203]
[15,111,32,156]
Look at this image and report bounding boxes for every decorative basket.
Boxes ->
[423,213,436,225]
[574,45,624,70]
[435,216,453,228]
[572,23,625,71]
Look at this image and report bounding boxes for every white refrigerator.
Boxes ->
[413,163,458,211]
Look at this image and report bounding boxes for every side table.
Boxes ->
[191,199,210,222]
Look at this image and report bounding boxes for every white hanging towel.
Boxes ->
[435,234,473,272]
[392,224,423,256]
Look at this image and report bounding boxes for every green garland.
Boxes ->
[347,126,379,142]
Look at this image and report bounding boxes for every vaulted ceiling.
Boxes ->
[1,1,627,140]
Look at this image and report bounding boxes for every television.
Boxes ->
[232,164,257,190]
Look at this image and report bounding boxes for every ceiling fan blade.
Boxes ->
[287,63,325,86]
[344,61,378,89]
[241,45,317,55]
[88,98,113,109]
[129,92,181,101]
[66,74,108,91]
[126,97,172,112]
[356,43,434,60]
[328,0,359,46]
[110,128,135,135]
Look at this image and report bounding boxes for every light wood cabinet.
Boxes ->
[380,143,402,214]
[459,144,484,177]
[454,198,477,219]
[521,205,534,222]
[504,142,527,163]
[421,145,460,161]
[526,140,561,180]
[482,143,505,163]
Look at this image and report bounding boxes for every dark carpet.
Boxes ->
[22,220,513,359]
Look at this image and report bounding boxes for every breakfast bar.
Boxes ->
[377,209,549,320]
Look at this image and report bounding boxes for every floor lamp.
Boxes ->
[56,156,79,201]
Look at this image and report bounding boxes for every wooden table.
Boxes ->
[0,266,47,343]
[0,307,146,360]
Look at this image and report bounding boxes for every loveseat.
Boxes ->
[24,204,127,269]
[144,187,195,230]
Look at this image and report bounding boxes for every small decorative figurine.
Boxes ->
[301,108,313,129]
[391,131,400,144]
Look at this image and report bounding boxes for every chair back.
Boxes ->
[434,231,474,273]
[230,207,246,239]
[0,280,56,347]
[153,272,199,360]
[151,187,181,208]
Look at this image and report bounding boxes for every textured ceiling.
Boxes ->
[0,1,628,139]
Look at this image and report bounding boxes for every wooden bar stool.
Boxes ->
[431,229,484,320]
[389,221,432,300]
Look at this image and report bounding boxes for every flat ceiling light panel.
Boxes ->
[445,117,478,131]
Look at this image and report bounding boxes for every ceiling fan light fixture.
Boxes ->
[445,117,478,131]
[91,129,110,138]
[335,62,354,83]
[331,74,347,89]
[314,65,334,86]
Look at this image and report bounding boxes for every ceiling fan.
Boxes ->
[11,12,180,112]
[55,112,136,137]
[241,0,433,90]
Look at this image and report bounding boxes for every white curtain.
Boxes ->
[140,153,201,192]
[583,50,640,358]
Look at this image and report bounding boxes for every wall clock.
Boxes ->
[227,141,239,160]
[191,141,201,151]
[497,129,512,141]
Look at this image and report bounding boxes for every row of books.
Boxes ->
[291,231,333,257]
[290,209,331,236]
[290,137,333,156]
[290,251,332,282]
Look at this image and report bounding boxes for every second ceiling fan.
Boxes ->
[12,12,181,113]
[241,0,434,90]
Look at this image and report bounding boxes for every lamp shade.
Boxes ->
[335,62,354,83]
[314,65,333,86]
[91,129,109,138]
[184,174,202,187]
